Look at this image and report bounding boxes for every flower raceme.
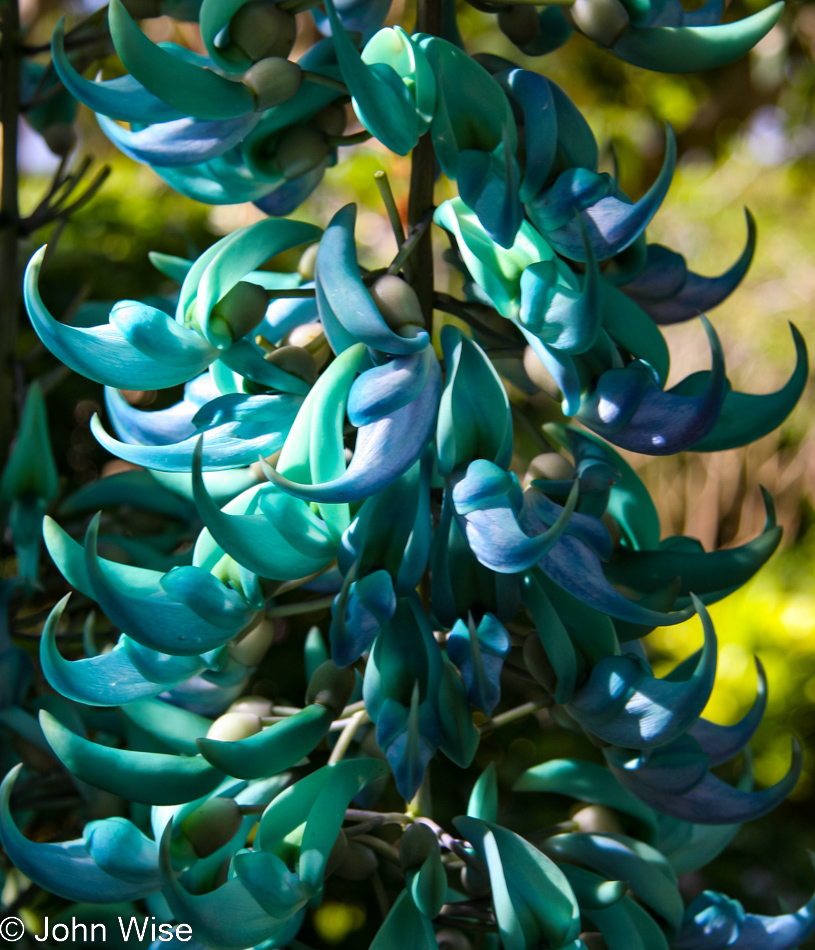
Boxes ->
[1,0,810,947]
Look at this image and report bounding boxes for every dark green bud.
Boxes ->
[497,6,540,47]
[243,57,303,111]
[459,863,490,896]
[43,123,77,158]
[368,276,425,336]
[580,934,609,950]
[230,1,297,61]
[265,345,318,385]
[273,124,330,180]
[180,797,243,858]
[526,452,576,482]
[306,660,356,713]
[313,101,347,138]
[209,280,269,343]
[399,822,438,870]
[335,839,379,880]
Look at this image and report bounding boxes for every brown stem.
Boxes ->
[406,0,441,327]
[0,0,22,469]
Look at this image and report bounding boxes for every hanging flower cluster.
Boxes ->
[0,0,812,947]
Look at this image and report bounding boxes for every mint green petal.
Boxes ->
[325,0,419,154]
[362,27,436,132]
[612,2,783,73]
[434,199,553,320]
[256,759,387,851]
[514,759,658,843]
[160,822,297,950]
[196,704,334,779]
[369,890,438,950]
[684,323,808,452]
[192,446,338,581]
[39,710,225,805]
[109,0,255,119]
[467,762,499,823]
[437,325,513,475]
[194,218,321,346]
[120,698,211,755]
[298,757,389,895]
[25,248,216,389]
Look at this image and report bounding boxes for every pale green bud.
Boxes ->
[243,57,303,111]
[562,0,630,47]
[228,694,274,717]
[181,797,243,858]
[522,345,561,400]
[264,345,317,385]
[368,275,425,336]
[206,711,263,741]
[526,452,575,482]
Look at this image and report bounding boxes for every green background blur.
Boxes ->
[9,0,815,940]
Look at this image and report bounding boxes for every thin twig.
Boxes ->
[479,697,550,735]
[326,129,372,147]
[375,170,407,248]
[302,70,350,96]
[266,595,335,618]
[387,210,434,278]
[328,709,370,764]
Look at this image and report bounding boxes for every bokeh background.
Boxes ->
[6,0,815,942]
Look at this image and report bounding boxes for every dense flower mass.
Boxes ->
[0,0,812,947]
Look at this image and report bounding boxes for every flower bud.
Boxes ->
[286,321,323,348]
[459,864,490,896]
[208,280,269,344]
[43,123,77,157]
[228,694,274,717]
[265,345,317,385]
[230,1,297,62]
[368,276,425,336]
[497,6,540,47]
[243,57,303,111]
[399,822,437,870]
[305,660,357,713]
[298,244,319,280]
[526,452,576,482]
[522,345,561,400]
[580,934,609,950]
[229,618,275,666]
[561,0,629,47]
[571,804,623,835]
[273,124,330,180]
[312,102,347,138]
[335,839,379,880]
[206,711,263,741]
[180,797,243,858]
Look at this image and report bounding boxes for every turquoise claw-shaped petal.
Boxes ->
[97,112,259,167]
[40,710,226,805]
[446,612,511,714]
[51,17,185,123]
[40,596,180,705]
[109,0,256,120]
[94,391,303,472]
[611,2,784,73]
[0,765,160,902]
[25,247,218,389]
